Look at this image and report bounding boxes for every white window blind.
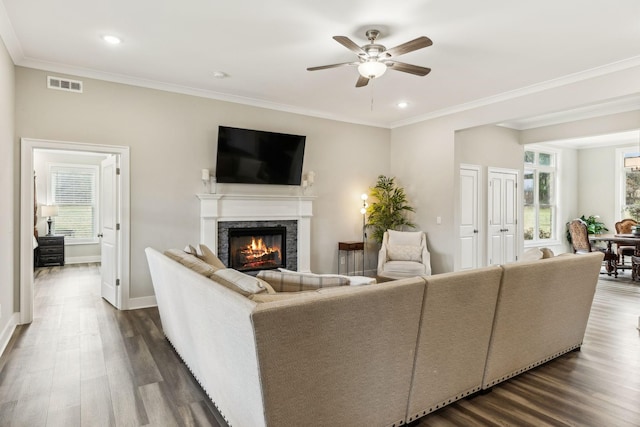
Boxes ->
[50,164,99,243]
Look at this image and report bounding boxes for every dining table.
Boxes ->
[588,233,640,278]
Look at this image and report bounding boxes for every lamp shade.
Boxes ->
[358,61,387,79]
[41,205,59,217]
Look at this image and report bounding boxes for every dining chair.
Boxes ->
[568,219,617,275]
[614,218,638,265]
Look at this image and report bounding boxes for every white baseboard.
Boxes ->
[0,313,19,358]
[128,295,157,310]
[65,255,101,264]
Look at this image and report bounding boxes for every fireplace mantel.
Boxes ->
[197,194,314,272]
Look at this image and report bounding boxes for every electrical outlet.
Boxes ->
[340,256,345,265]
[436,216,442,225]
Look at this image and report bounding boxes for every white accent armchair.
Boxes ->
[377,230,432,279]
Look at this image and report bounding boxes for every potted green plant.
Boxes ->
[365,175,416,243]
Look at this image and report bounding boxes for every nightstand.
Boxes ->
[37,235,65,267]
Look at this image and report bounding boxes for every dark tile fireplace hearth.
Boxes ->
[218,220,298,272]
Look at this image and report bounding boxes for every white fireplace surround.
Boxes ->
[197,194,314,272]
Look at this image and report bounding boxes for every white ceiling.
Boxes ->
[1,0,640,128]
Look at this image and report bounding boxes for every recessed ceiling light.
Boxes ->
[102,35,122,45]
[397,101,409,109]
[213,71,227,79]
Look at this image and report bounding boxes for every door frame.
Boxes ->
[20,138,131,324]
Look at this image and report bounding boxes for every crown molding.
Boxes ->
[16,56,389,129]
[0,0,23,61]
[390,55,640,129]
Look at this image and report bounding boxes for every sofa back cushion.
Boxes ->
[482,251,604,389]
[250,277,427,427]
[406,266,502,422]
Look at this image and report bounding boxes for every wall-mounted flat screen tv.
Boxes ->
[215,126,306,185]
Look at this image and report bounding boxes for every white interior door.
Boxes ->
[502,173,518,263]
[459,166,480,270]
[487,168,519,265]
[100,155,119,308]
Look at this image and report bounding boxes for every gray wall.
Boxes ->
[454,125,523,265]
[0,36,15,335]
[15,67,390,299]
[390,63,640,273]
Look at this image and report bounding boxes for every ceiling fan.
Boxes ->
[307,29,432,88]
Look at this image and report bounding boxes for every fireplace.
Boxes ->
[198,194,311,272]
[228,226,286,272]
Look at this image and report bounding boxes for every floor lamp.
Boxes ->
[360,193,368,276]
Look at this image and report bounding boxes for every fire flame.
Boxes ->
[244,237,281,261]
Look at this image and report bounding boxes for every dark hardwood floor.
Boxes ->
[0,264,638,426]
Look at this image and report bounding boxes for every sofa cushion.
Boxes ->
[382,260,427,276]
[212,268,274,296]
[388,230,423,246]
[387,244,422,262]
[164,249,217,277]
[257,270,350,292]
[196,243,227,269]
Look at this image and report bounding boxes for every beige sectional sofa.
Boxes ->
[145,247,603,427]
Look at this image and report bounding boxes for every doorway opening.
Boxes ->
[20,138,131,324]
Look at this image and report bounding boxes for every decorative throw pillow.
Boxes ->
[540,247,555,259]
[164,249,217,277]
[387,230,423,246]
[520,248,544,262]
[183,244,197,255]
[257,270,349,292]
[212,268,273,296]
[387,244,422,262]
[196,244,226,270]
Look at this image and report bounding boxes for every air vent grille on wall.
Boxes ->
[47,76,83,93]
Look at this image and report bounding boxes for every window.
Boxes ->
[524,150,556,243]
[49,164,99,244]
[621,149,640,218]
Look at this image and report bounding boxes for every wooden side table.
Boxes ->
[338,241,364,276]
[37,235,65,267]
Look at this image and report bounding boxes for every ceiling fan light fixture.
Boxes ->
[358,61,386,79]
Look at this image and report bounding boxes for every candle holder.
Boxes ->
[301,171,315,195]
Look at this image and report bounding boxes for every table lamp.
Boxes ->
[41,205,59,236]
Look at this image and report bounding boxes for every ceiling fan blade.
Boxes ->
[355,75,369,88]
[333,36,366,55]
[386,61,431,76]
[385,36,433,58]
[307,62,358,71]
